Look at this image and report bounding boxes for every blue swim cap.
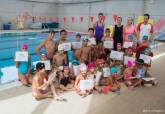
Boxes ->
[111,67,118,74]
[72,59,79,65]
[142,35,148,40]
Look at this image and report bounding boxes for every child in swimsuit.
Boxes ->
[32,62,63,100]
[114,60,124,81]
[124,60,141,89]
[109,67,121,92]
[74,63,94,96]
[15,44,32,86]
[135,59,157,86]
[59,64,74,91]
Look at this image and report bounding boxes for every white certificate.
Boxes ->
[88,38,96,46]
[72,42,82,49]
[103,41,113,49]
[33,60,51,70]
[80,79,94,91]
[140,54,151,64]
[15,51,28,61]
[102,67,111,77]
[110,50,124,60]
[73,65,80,76]
[142,77,156,81]
[124,56,136,65]
[123,42,133,48]
[58,43,71,51]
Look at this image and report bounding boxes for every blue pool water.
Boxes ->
[0,31,85,84]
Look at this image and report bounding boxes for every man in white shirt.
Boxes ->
[137,14,154,45]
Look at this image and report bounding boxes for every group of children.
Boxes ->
[15,26,157,100]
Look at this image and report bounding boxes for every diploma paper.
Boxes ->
[123,42,133,48]
[58,43,71,51]
[102,67,111,77]
[110,50,124,60]
[72,42,82,49]
[140,54,151,64]
[80,79,94,91]
[15,51,28,61]
[103,41,113,49]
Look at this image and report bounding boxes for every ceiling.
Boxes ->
[22,0,108,4]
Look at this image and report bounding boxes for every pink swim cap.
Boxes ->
[79,63,87,71]
[127,60,135,67]
[87,63,95,69]
[21,44,28,49]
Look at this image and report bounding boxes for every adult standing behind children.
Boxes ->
[35,30,56,62]
[123,17,137,42]
[113,16,124,50]
[137,13,154,46]
[93,12,105,44]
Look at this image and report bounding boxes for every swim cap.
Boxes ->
[127,60,135,67]
[87,63,95,69]
[36,62,45,71]
[111,67,118,74]
[21,44,28,49]
[72,59,79,65]
[142,35,148,40]
[79,63,87,71]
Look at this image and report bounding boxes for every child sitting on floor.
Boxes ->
[114,60,124,81]
[59,64,75,91]
[123,60,141,89]
[109,67,121,92]
[32,62,63,100]
[87,63,101,93]
[74,63,94,97]
[135,59,157,86]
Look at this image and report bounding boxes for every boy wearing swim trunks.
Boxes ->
[32,62,63,100]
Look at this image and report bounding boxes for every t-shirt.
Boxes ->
[137,22,154,42]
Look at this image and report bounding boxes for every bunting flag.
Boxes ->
[113,15,118,23]
[154,17,165,31]
[44,16,47,22]
[63,16,66,23]
[49,16,53,22]
[38,16,42,22]
[71,16,75,23]
[80,16,84,22]
[56,16,59,23]
[90,16,94,22]
[102,15,106,22]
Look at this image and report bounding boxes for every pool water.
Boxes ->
[0,31,85,84]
